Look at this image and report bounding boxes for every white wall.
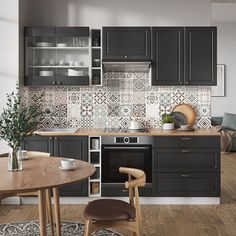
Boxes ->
[0,0,19,153]
[23,0,211,26]
[211,3,236,116]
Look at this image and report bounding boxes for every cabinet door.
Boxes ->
[152,27,184,85]
[54,136,88,196]
[152,173,220,197]
[103,27,151,60]
[185,27,217,86]
[22,136,54,155]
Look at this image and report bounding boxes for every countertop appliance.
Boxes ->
[101,136,153,197]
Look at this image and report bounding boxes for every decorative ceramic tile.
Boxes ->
[106,117,120,129]
[94,89,107,105]
[120,117,131,131]
[80,104,93,117]
[107,92,120,104]
[133,78,146,92]
[67,91,80,104]
[133,92,145,104]
[133,104,146,117]
[67,104,81,120]
[146,91,159,104]
[120,105,132,117]
[81,91,93,105]
[107,104,120,117]
[94,104,107,117]
[27,72,212,129]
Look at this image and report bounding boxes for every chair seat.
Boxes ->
[84,199,136,221]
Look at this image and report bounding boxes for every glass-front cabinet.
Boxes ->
[25,27,90,86]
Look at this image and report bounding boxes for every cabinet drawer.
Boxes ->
[153,148,220,172]
[153,136,220,148]
[152,173,220,197]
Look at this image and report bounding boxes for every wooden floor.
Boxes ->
[1,153,236,236]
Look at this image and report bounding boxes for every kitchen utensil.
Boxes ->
[172,104,196,126]
[171,111,187,128]
[129,120,142,130]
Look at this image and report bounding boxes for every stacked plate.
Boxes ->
[171,104,196,131]
[36,42,54,47]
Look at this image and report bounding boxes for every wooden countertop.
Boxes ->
[34,128,220,136]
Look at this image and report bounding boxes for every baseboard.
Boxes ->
[1,197,21,205]
[19,196,220,205]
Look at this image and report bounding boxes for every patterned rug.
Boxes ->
[0,221,123,236]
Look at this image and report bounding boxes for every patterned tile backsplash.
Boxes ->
[24,72,211,130]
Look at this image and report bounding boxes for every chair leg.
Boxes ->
[84,219,92,236]
[46,189,54,236]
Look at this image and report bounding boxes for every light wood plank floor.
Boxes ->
[1,153,236,236]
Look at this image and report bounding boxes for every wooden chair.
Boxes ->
[0,151,54,235]
[83,167,146,236]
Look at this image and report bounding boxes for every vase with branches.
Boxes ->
[0,86,43,171]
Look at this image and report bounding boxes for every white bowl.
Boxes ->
[36,42,54,47]
[40,71,54,76]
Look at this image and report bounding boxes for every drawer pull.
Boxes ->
[181,149,192,153]
[181,174,191,178]
[122,189,128,192]
[181,137,192,141]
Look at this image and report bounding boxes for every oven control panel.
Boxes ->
[115,137,138,144]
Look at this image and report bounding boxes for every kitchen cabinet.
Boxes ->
[22,135,88,196]
[102,27,151,61]
[152,136,220,197]
[152,27,217,86]
[24,27,90,86]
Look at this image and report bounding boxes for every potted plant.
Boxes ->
[161,113,175,130]
[0,86,43,171]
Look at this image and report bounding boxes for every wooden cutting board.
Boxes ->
[172,104,196,126]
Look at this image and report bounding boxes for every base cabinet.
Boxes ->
[152,136,221,197]
[22,136,88,196]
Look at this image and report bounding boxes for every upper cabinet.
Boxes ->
[24,27,90,86]
[152,27,184,85]
[185,27,217,86]
[102,27,151,61]
[152,27,217,86]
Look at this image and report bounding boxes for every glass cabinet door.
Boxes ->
[25,27,90,86]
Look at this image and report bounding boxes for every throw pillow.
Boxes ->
[222,112,236,131]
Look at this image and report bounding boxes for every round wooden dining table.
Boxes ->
[0,155,95,236]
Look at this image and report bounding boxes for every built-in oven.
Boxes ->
[101,136,153,196]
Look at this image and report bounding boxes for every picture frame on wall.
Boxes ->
[211,64,226,97]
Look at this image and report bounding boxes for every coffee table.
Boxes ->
[0,155,95,236]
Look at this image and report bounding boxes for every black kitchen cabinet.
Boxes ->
[152,136,220,197]
[152,27,184,85]
[22,135,88,197]
[185,27,217,85]
[24,27,90,86]
[102,27,151,61]
[152,27,217,86]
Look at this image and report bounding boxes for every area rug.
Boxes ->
[0,221,123,236]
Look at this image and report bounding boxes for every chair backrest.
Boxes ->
[27,151,50,158]
[119,167,146,223]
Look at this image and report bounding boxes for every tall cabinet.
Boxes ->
[152,27,217,86]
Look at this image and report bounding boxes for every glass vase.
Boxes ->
[8,147,23,172]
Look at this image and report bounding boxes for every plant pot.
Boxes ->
[163,123,175,130]
[8,147,23,172]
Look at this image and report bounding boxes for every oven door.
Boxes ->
[102,145,152,183]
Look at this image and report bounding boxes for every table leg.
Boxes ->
[53,187,61,236]
[46,189,54,236]
[38,189,47,236]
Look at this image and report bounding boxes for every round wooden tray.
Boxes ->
[172,104,196,126]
